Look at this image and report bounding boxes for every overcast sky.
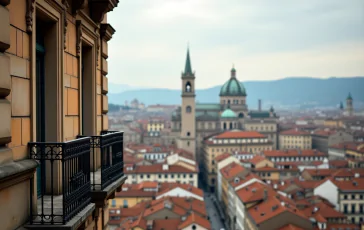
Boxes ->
[107,0,364,89]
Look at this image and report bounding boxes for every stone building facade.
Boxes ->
[0,1,125,230]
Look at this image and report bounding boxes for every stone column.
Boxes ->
[0,0,13,165]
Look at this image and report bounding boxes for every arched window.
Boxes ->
[186,106,192,113]
[187,132,190,136]
[192,225,197,230]
[185,82,192,92]
[239,113,244,118]
[223,122,227,130]
[229,123,233,129]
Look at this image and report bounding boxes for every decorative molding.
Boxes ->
[97,38,100,66]
[26,0,36,33]
[89,0,119,23]
[62,0,69,50]
[76,20,83,57]
[72,0,86,15]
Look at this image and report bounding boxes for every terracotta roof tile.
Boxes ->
[215,153,231,162]
[248,155,268,165]
[247,192,308,224]
[178,212,211,229]
[301,202,345,222]
[220,162,246,180]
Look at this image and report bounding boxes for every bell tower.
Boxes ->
[346,93,354,116]
[179,47,196,156]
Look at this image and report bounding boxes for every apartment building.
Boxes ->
[219,162,248,227]
[279,128,312,150]
[0,1,125,230]
[201,130,273,192]
[124,163,199,187]
[315,178,364,224]
[311,129,353,153]
[262,149,327,163]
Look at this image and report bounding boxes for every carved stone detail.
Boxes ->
[62,0,69,50]
[76,20,82,57]
[72,0,87,15]
[26,0,35,33]
[97,38,100,66]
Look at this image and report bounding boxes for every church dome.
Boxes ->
[221,109,237,118]
[219,68,247,97]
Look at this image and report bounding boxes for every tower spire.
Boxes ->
[184,47,193,75]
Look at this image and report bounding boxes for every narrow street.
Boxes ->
[204,192,226,230]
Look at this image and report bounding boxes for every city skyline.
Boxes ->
[108,0,364,89]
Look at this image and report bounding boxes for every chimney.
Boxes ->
[263,189,268,201]
[258,99,262,111]
[162,164,169,171]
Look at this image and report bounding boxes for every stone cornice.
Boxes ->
[89,0,119,24]
[100,23,115,41]
[0,159,38,191]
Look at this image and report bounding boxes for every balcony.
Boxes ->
[78,131,125,198]
[28,137,94,226]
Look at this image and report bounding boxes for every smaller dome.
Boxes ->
[221,109,237,118]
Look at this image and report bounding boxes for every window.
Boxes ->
[112,199,116,207]
[183,174,187,178]
[187,132,190,136]
[177,174,181,178]
[344,195,348,199]
[344,204,348,213]
[158,174,162,179]
[351,204,356,213]
[123,199,128,208]
[147,174,150,179]
[187,141,190,146]
[186,106,192,113]
[189,174,193,178]
[140,174,144,179]
[164,174,168,178]
[171,174,174,178]
[351,194,355,199]
[211,178,215,184]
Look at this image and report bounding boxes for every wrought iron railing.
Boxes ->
[29,137,91,225]
[78,131,124,191]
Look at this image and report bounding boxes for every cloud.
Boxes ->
[106,0,364,89]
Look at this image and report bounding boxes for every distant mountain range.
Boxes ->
[108,77,364,109]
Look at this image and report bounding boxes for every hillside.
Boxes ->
[108,77,364,108]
